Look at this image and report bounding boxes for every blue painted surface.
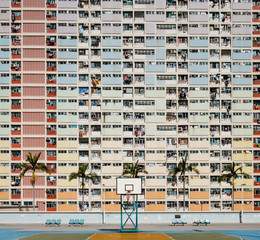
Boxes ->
[58,51,77,59]
[102,64,121,72]
[189,64,208,73]
[146,39,165,47]
[58,64,77,72]
[102,77,121,85]
[102,51,122,60]
[145,74,155,85]
[233,77,252,85]
[58,39,77,46]
[232,52,251,60]
[0,38,10,46]
[189,39,208,47]
[0,51,10,59]
[156,49,166,60]
[232,40,251,47]
[0,64,9,71]
[0,77,9,84]
[58,77,77,85]
[102,39,121,47]
[146,64,165,72]
[233,65,252,73]
[189,77,208,85]
[189,52,208,60]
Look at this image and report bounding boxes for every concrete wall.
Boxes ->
[0,212,260,224]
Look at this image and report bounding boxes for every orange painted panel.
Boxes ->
[146,191,166,199]
[190,191,210,199]
[146,204,166,211]
[234,204,253,211]
[190,204,210,211]
[103,204,120,212]
[57,204,77,212]
[103,191,120,200]
[58,192,77,200]
[0,192,9,200]
[234,191,253,199]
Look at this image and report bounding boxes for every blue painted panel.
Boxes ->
[189,65,208,73]
[0,51,9,59]
[156,49,166,60]
[58,64,77,72]
[102,39,121,47]
[0,64,9,71]
[232,40,251,48]
[189,52,208,60]
[146,39,165,47]
[232,52,251,60]
[58,77,77,85]
[189,39,208,47]
[58,51,77,59]
[58,39,77,46]
[189,77,208,85]
[233,65,251,73]
[0,77,9,84]
[233,78,252,85]
[0,38,10,46]
[102,52,122,60]
[102,64,121,72]
[145,64,165,72]
[145,74,155,85]
[146,54,155,60]
[102,77,121,85]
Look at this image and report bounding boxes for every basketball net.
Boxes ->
[126,190,132,203]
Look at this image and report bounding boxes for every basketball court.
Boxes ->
[88,233,172,240]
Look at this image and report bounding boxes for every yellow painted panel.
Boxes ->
[0,167,9,174]
[58,192,77,200]
[146,179,166,187]
[57,179,77,187]
[58,166,78,174]
[233,141,252,149]
[0,154,9,161]
[57,141,77,149]
[57,153,77,161]
[234,203,253,211]
[146,204,166,211]
[58,203,77,212]
[103,191,120,200]
[233,153,252,161]
[0,191,9,199]
[189,153,209,161]
[234,191,253,199]
[0,179,9,187]
[189,179,210,187]
[190,204,210,212]
[146,191,166,199]
[234,179,253,186]
[0,141,9,148]
[190,191,209,199]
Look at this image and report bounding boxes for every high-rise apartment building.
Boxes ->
[0,0,259,212]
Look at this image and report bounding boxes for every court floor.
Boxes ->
[88,233,172,240]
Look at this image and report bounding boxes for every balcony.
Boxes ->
[57,0,77,8]
[232,2,251,10]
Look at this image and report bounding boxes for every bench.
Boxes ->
[172,219,187,226]
[45,219,61,226]
[193,219,211,226]
[69,219,84,226]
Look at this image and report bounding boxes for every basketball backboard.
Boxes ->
[116,178,142,195]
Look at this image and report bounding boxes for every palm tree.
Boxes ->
[122,160,148,178]
[218,162,249,211]
[15,152,51,211]
[69,163,97,211]
[168,157,199,211]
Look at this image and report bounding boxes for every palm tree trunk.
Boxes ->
[33,183,35,212]
[82,177,84,211]
[232,181,235,211]
[183,176,185,212]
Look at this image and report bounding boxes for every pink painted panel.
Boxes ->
[23,74,45,84]
[23,36,45,46]
[23,137,45,148]
[23,189,45,199]
[23,112,45,122]
[23,49,45,59]
[23,125,45,135]
[37,201,45,211]
[23,150,45,160]
[23,99,45,109]
[23,0,45,8]
[23,62,45,71]
[23,23,45,33]
[23,10,45,20]
[23,87,45,96]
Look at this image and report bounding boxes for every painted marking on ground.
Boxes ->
[88,233,173,240]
